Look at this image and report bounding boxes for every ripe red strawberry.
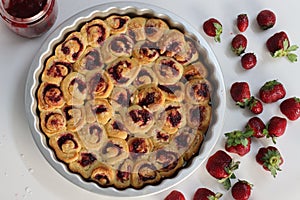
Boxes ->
[245,117,267,138]
[206,150,240,190]
[241,52,257,70]
[266,31,298,62]
[165,190,186,200]
[237,14,249,32]
[259,80,286,103]
[203,18,223,43]
[247,96,263,114]
[193,188,222,200]
[265,116,287,144]
[256,146,283,177]
[256,9,276,30]
[225,130,253,156]
[231,34,247,56]
[280,97,300,121]
[230,82,251,107]
[231,180,253,200]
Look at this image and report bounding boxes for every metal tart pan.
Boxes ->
[25,1,226,197]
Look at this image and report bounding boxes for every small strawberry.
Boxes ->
[241,52,257,70]
[247,96,263,114]
[265,116,287,144]
[256,9,276,30]
[225,130,253,156]
[230,82,251,107]
[231,180,253,200]
[206,150,240,190]
[259,80,286,103]
[165,190,186,200]
[266,31,298,62]
[193,188,222,200]
[203,18,223,43]
[256,146,283,177]
[231,34,247,56]
[280,97,300,121]
[245,117,267,138]
[237,14,249,32]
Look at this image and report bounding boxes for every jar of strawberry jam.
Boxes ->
[0,0,57,38]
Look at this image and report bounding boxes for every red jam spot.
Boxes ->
[167,110,182,127]
[70,78,87,93]
[94,105,107,114]
[117,162,131,182]
[47,61,72,78]
[156,131,169,142]
[89,73,107,96]
[63,106,75,121]
[87,24,106,45]
[45,112,64,128]
[94,174,110,184]
[108,61,130,84]
[114,17,128,29]
[191,83,209,98]
[138,92,155,107]
[129,109,152,126]
[140,42,158,58]
[129,138,147,154]
[43,84,63,103]
[5,0,47,18]
[61,37,83,60]
[57,133,78,150]
[79,153,97,167]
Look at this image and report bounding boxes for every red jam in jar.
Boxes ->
[0,0,58,38]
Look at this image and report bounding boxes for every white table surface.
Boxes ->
[1,0,299,199]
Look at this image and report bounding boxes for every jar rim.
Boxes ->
[0,0,54,24]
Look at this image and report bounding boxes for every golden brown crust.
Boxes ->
[37,14,212,190]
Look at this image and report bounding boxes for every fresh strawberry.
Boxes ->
[266,31,298,62]
[245,117,267,138]
[237,14,249,32]
[256,9,276,30]
[230,82,251,107]
[280,97,300,121]
[265,116,287,144]
[203,18,223,43]
[231,180,253,200]
[225,130,253,156]
[206,150,240,190]
[247,96,263,114]
[193,188,222,200]
[259,80,286,103]
[231,34,247,56]
[165,190,186,200]
[256,146,283,177]
[241,52,257,70]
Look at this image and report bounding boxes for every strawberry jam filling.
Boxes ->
[87,24,107,45]
[160,60,180,76]
[46,61,72,78]
[84,49,102,70]
[57,133,78,150]
[61,37,84,60]
[79,153,97,167]
[156,150,178,170]
[108,61,131,84]
[129,109,153,126]
[43,84,64,105]
[70,78,87,93]
[5,0,47,18]
[110,35,132,54]
[88,125,103,143]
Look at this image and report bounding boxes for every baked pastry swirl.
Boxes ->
[80,19,111,47]
[36,13,213,190]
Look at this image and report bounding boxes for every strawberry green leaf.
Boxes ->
[287,53,298,62]
[287,44,299,52]
[283,39,289,51]
[225,130,252,147]
[213,22,222,43]
[262,149,282,177]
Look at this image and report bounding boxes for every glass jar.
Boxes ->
[0,0,58,38]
